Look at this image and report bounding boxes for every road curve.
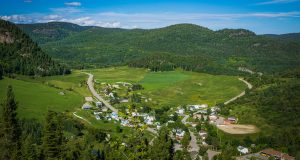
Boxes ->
[224,78,252,105]
[85,72,118,113]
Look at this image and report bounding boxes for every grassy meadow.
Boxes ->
[0,71,90,121]
[86,66,246,107]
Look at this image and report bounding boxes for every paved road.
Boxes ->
[85,73,118,113]
[207,149,221,160]
[181,114,200,158]
[189,131,199,152]
[224,78,252,105]
[85,72,158,135]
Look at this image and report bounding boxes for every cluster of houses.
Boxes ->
[236,148,295,160]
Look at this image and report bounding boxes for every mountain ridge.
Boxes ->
[17,21,300,75]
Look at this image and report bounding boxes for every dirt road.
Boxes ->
[224,78,252,105]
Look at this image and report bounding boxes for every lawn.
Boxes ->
[0,71,90,122]
[87,66,247,107]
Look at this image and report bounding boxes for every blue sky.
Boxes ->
[0,0,300,34]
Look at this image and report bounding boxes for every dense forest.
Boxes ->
[0,20,69,76]
[19,22,300,75]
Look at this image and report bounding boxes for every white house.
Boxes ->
[176,108,185,115]
[108,92,114,98]
[95,115,101,120]
[237,146,249,154]
[111,112,119,121]
[121,119,129,126]
[144,116,155,125]
[96,101,103,108]
[172,128,185,139]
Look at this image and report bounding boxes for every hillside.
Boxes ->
[224,76,300,156]
[0,19,67,76]
[19,22,300,75]
[18,22,92,44]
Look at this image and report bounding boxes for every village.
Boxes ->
[80,76,295,160]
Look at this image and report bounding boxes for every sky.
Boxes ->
[0,0,300,34]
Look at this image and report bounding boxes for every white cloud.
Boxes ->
[50,7,83,13]
[64,17,121,27]
[1,11,300,32]
[255,0,299,5]
[64,2,81,7]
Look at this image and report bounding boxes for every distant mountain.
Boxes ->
[18,22,93,44]
[0,19,67,76]
[19,22,300,75]
[264,33,300,41]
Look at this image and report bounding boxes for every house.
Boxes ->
[95,115,101,120]
[93,111,102,115]
[199,130,208,140]
[131,112,139,117]
[96,101,103,108]
[111,112,119,121]
[144,116,155,125]
[228,117,237,122]
[82,103,92,110]
[121,119,129,126]
[209,115,218,121]
[260,148,295,160]
[176,108,185,115]
[120,99,129,103]
[198,109,208,114]
[189,104,207,111]
[237,146,249,155]
[108,92,114,98]
[173,128,185,140]
[193,113,203,119]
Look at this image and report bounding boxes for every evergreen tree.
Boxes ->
[0,85,22,160]
[22,134,37,160]
[0,64,3,79]
[150,127,174,160]
[42,111,64,160]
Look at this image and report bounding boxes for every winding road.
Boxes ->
[224,78,252,105]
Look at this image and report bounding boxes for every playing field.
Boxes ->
[0,71,90,121]
[217,124,258,134]
[86,66,247,107]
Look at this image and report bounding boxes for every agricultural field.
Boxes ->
[86,66,247,107]
[0,71,90,121]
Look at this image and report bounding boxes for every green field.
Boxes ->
[0,71,90,121]
[87,66,247,107]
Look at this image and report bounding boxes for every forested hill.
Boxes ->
[18,22,93,44]
[0,19,67,76]
[19,22,300,75]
